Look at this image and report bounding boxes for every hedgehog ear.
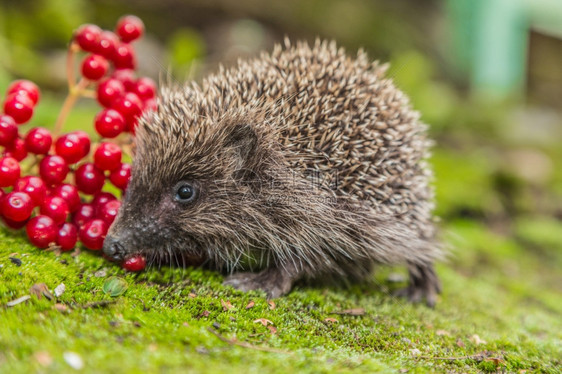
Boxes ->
[224,123,258,165]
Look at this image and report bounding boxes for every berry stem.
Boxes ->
[66,42,80,91]
[53,78,90,137]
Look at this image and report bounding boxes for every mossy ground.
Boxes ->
[1,99,561,373]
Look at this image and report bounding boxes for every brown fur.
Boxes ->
[104,39,443,306]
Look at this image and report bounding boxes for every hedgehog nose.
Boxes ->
[103,235,125,262]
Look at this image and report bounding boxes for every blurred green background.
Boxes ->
[1,1,561,372]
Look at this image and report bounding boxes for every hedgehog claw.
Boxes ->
[223,267,294,299]
[395,263,441,307]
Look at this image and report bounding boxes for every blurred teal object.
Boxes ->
[446,0,562,100]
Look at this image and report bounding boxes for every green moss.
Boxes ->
[1,217,561,373]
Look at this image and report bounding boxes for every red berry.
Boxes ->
[57,223,78,251]
[132,77,156,101]
[73,203,95,228]
[81,54,109,81]
[74,163,105,195]
[14,176,46,206]
[95,31,119,60]
[75,24,102,52]
[79,219,107,250]
[25,127,52,154]
[3,93,34,124]
[109,163,131,190]
[112,69,137,91]
[26,215,58,248]
[98,199,121,226]
[7,80,40,105]
[71,130,91,157]
[4,138,28,161]
[116,15,144,43]
[39,155,69,186]
[92,192,117,215]
[2,216,29,229]
[97,78,125,108]
[112,92,142,122]
[40,196,69,225]
[1,191,33,222]
[113,43,136,69]
[0,157,20,187]
[94,108,126,138]
[94,142,122,171]
[0,115,18,146]
[123,255,146,272]
[51,184,81,213]
[55,133,84,164]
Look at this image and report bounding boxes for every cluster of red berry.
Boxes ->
[0,15,151,272]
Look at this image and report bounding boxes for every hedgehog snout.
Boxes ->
[103,235,126,262]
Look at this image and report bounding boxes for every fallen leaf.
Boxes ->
[102,277,128,297]
[221,299,234,311]
[54,303,69,313]
[30,283,52,300]
[456,339,465,348]
[54,283,66,297]
[253,318,273,326]
[200,310,210,318]
[409,348,421,356]
[7,295,31,307]
[268,300,276,310]
[470,334,487,345]
[245,300,255,309]
[71,248,81,257]
[188,293,196,298]
[34,351,53,367]
[324,318,339,324]
[183,322,189,327]
[436,329,450,336]
[63,352,83,370]
[267,325,277,335]
[333,308,365,316]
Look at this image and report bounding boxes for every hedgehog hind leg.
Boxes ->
[395,262,441,307]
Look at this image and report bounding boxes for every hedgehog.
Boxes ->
[103,39,443,306]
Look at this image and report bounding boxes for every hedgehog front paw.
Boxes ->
[395,263,441,307]
[223,267,293,299]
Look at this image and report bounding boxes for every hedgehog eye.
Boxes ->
[174,182,197,203]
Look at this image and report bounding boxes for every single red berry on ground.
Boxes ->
[123,255,146,272]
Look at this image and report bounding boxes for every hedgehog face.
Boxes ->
[103,106,277,269]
